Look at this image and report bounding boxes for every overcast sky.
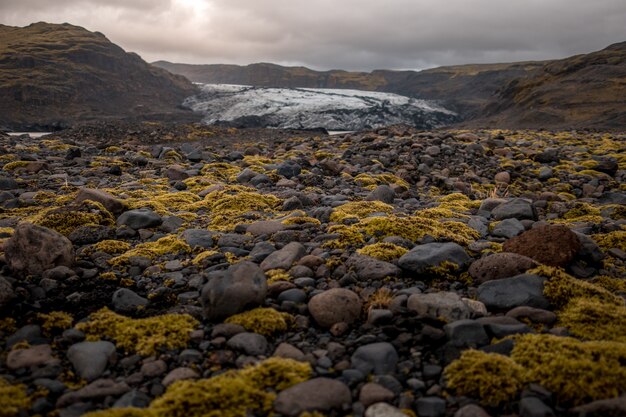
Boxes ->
[2,0,625,71]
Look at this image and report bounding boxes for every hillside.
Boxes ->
[0,22,198,130]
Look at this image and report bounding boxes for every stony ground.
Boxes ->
[0,123,624,417]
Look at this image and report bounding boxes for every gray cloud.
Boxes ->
[1,0,625,70]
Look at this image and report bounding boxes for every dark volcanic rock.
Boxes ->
[399,242,471,274]
[477,274,549,311]
[469,252,537,284]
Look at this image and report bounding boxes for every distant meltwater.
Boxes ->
[183,84,459,131]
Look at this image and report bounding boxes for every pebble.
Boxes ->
[274,377,352,416]
[351,342,399,375]
[407,292,471,321]
[398,242,471,274]
[67,341,116,381]
[469,252,537,284]
[308,288,362,328]
[365,402,407,417]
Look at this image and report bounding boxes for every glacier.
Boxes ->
[183,84,459,131]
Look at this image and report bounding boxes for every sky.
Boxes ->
[2,0,625,71]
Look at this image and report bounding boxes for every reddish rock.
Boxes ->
[308,288,362,328]
[502,224,581,267]
[75,188,126,215]
[469,252,537,284]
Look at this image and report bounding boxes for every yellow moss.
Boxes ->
[127,192,201,217]
[91,240,132,255]
[558,297,626,343]
[0,378,32,417]
[443,350,525,407]
[192,250,220,267]
[266,269,291,284]
[437,193,481,211]
[357,242,408,261]
[0,317,17,334]
[425,260,461,277]
[322,224,366,249]
[163,150,184,161]
[109,235,192,267]
[591,275,626,292]
[579,160,599,169]
[38,311,73,336]
[199,162,241,182]
[104,146,124,153]
[282,216,322,226]
[531,265,622,308]
[592,230,626,252]
[207,190,282,231]
[149,357,311,417]
[99,272,117,281]
[416,207,468,220]
[554,202,604,224]
[329,201,394,223]
[28,200,115,236]
[225,307,293,336]
[2,161,29,171]
[76,307,199,356]
[82,408,154,417]
[0,227,14,237]
[366,288,394,310]
[512,334,626,405]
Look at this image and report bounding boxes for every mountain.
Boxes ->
[0,22,198,130]
[474,42,626,129]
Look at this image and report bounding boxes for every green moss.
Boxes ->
[558,297,626,343]
[532,265,622,308]
[38,311,73,336]
[91,240,132,254]
[76,307,199,356]
[109,235,192,267]
[329,201,394,222]
[443,350,525,407]
[592,230,626,252]
[512,334,626,405]
[357,242,408,261]
[0,378,31,417]
[149,357,311,417]
[225,307,292,337]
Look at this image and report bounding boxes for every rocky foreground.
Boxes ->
[0,123,624,417]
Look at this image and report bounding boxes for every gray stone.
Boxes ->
[0,177,18,190]
[477,274,549,311]
[492,198,536,221]
[6,324,42,348]
[506,306,557,326]
[111,288,148,313]
[180,229,215,249]
[570,396,626,417]
[56,379,130,408]
[274,377,351,416]
[538,167,553,181]
[67,341,116,381]
[5,223,74,276]
[75,188,126,215]
[483,323,533,339]
[7,344,56,370]
[468,216,489,237]
[162,367,199,386]
[160,216,184,233]
[248,241,276,262]
[365,402,407,417]
[113,389,151,408]
[351,342,398,375]
[0,276,15,307]
[201,261,267,321]
[519,397,555,417]
[346,254,401,281]
[276,162,302,179]
[407,292,472,322]
[273,343,306,361]
[469,252,537,284]
[478,198,508,213]
[416,397,446,417]
[226,332,268,355]
[282,196,303,210]
[398,242,471,274]
[260,241,306,271]
[117,208,162,229]
[246,220,286,236]
[491,218,525,238]
[308,288,362,328]
[366,185,395,204]
[574,232,604,264]
[141,359,168,377]
[278,288,307,304]
[359,383,395,407]
[444,319,489,347]
[236,168,259,183]
[454,404,492,417]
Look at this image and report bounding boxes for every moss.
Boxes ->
[104,146,124,153]
[199,162,241,182]
[191,250,220,267]
[225,307,292,336]
[0,317,17,334]
[591,275,626,292]
[82,408,154,417]
[425,260,461,278]
[532,265,622,308]
[511,334,626,405]
[282,216,321,226]
[329,201,394,223]
[38,311,73,336]
[2,161,29,171]
[322,224,366,249]
[0,378,31,417]
[557,202,603,223]
[558,297,626,343]
[266,269,291,284]
[437,193,481,211]
[416,207,468,220]
[109,235,192,267]
[443,350,525,407]
[29,200,115,236]
[207,190,282,231]
[76,307,199,356]
[149,357,311,417]
[91,240,132,254]
[99,272,118,281]
[0,227,14,237]
[127,192,201,217]
[366,288,394,310]
[357,242,408,261]
[592,230,626,252]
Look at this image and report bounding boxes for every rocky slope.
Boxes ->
[0,23,198,131]
[0,123,625,417]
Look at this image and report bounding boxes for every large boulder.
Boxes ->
[503,224,581,267]
[201,261,267,321]
[477,274,549,311]
[5,223,74,276]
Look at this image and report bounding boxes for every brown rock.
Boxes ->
[162,367,199,386]
[494,171,511,184]
[468,252,537,284]
[506,306,557,325]
[359,383,395,407]
[75,188,126,215]
[308,288,362,328]
[273,342,306,361]
[5,223,74,276]
[503,224,581,267]
[274,377,351,416]
[246,220,287,236]
[570,396,626,417]
[454,404,493,417]
[56,379,130,407]
[7,344,56,369]
[164,164,189,180]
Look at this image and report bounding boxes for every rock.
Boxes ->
[506,306,557,326]
[111,288,148,313]
[116,208,162,229]
[260,241,306,271]
[407,292,472,321]
[67,341,116,381]
[359,383,395,407]
[494,171,511,184]
[444,319,490,348]
[113,390,151,408]
[351,342,398,375]
[0,177,18,190]
[346,254,401,281]
[469,252,537,284]
[454,404,492,417]
[273,343,306,361]
[492,198,537,221]
[398,242,471,274]
[141,359,168,377]
[5,223,74,276]
[570,396,626,417]
[592,155,618,176]
[503,224,581,267]
[538,167,553,181]
[491,218,525,238]
[246,220,286,236]
[274,377,351,416]
[236,168,258,183]
[308,288,362,328]
[248,241,276,262]
[7,344,55,369]
[534,148,559,163]
[416,397,447,417]
[477,274,549,310]
[366,185,395,204]
[0,276,15,307]
[68,224,115,245]
[276,162,302,179]
[180,228,215,249]
[226,332,268,355]
[479,198,508,213]
[519,397,555,417]
[160,215,184,233]
[201,261,267,321]
[365,402,407,417]
[282,196,303,210]
[162,367,199,386]
[165,164,189,180]
[56,379,130,408]
[75,188,125,215]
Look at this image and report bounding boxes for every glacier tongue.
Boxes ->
[183,84,458,130]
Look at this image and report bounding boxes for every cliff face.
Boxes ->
[0,22,198,130]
